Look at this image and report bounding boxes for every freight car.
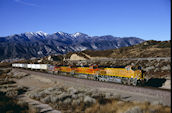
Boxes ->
[12,63,145,86]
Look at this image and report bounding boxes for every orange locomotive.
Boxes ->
[53,65,144,86]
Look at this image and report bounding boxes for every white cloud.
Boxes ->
[14,0,39,7]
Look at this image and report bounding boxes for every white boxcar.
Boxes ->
[26,64,48,70]
[27,64,32,68]
[12,64,17,67]
[35,64,41,69]
[14,64,19,67]
[20,64,25,68]
[12,63,49,70]
[31,64,36,69]
[17,64,22,67]
[23,64,27,68]
[12,64,14,67]
[40,64,49,70]
[13,64,18,67]
[31,64,41,69]
[12,63,22,68]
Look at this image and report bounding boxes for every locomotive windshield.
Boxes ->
[131,66,136,71]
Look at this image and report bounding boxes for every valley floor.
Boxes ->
[14,68,171,106]
[0,68,171,113]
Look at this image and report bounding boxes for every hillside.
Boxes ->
[65,40,170,59]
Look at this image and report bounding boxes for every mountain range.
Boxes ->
[0,31,144,61]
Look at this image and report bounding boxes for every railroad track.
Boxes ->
[14,68,170,92]
[13,68,171,106]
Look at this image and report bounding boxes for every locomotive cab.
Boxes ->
[124,65,145,86]
[132,65,145,85]
[125,65,132,71]
[89,65,98,69]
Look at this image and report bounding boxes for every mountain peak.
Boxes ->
[55,32,71,36]
[57,32,65,35]
[72,32,88,37]
[22,31,47,37]
[36,31,48,36]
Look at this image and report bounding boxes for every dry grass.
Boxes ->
[85,100,171,113]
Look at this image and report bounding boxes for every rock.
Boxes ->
[53,90,63,95]
[17,101,28,107]
[153,68,159,72]
[155,62,160,67]
[57,92,71,101]
[43,89,52,95]
[67,87,78,94]
[47,87,55,91]
[72,99,81,106]
[5,90,18,97]
[27,93,34,98]
[38,91,46,98]
[151,101,163,105]
[41,95,51,103]
[91,91,104,98]
[105,92,113,99]
[112,93,121,100]
[7,72,13,76]
[63,98,72,105]
[77,93,85,98]
[57,101,62,105]
[34,93,42,100]
[72,94,78,99]
[83,96,96,104]
[144,66,155,72]
[116,101,124,105]
[161,65,170,71]
[50,95,59,103]
[85,89,96,95]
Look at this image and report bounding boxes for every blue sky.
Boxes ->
[0,0,170,41]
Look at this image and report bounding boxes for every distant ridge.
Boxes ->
[0,31,144,61]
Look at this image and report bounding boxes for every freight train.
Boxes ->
[12,63,145,86]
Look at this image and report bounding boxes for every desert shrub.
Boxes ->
[84,96,96,105]
[40,95,51,104]
[0,91,29,113]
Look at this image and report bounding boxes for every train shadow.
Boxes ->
[145,78,166,87]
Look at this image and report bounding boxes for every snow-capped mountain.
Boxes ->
[71,32,89,38]
[0,31,144,61]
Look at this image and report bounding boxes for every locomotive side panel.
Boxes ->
[103,68,135,78]
[75,67,99,75]
[60,66,73,73]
